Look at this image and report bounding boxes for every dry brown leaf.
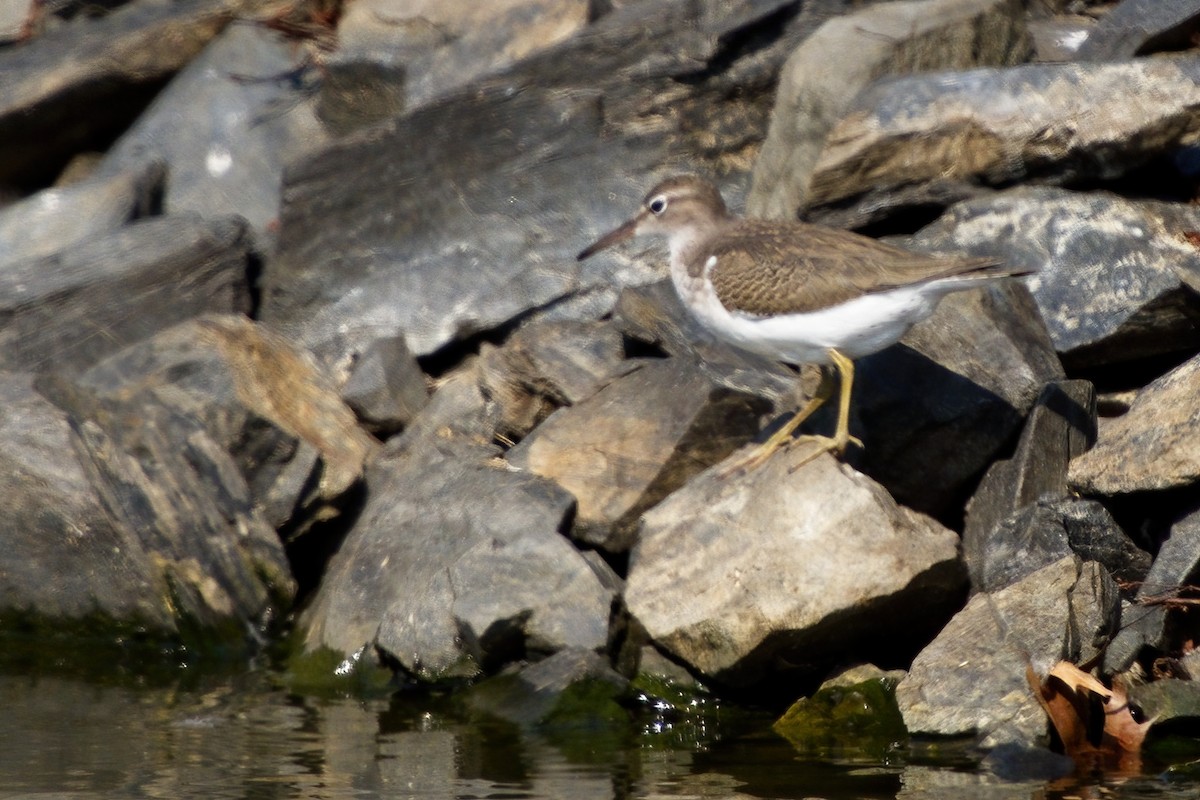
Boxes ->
[1027,661,1152,775]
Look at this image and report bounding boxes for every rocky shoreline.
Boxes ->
[4,0,1200,774]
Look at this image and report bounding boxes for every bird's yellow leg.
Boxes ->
[783,349,864,473]
[826,348,864,455]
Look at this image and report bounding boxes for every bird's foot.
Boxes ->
[717,431,862,479]
[784,433,863,473]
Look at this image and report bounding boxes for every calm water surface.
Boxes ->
[3,668,1200,800]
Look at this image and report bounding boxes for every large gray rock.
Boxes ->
[507,358,771,551]
[263,0,856,367]
[0,372,172,630]
[803,58,1200,228]
[301,437,615,681]
[97,22,327,242]
[627,450,965,694]
[321,0,590,133]
[48,314,379,528]
[340,334,430,435]
[1077,0,1200,61]
[0,214,251,374]
[967,496,1150,594]
[896,557,1119,747]
[963,379,1097,585]
[0,0,245,188]
[748,0,1029,220]
[913,188,1200,371]
[0,370,295,645]
[477,317,632,442]
[1104,505,1200,673]
[850,280,1062,518]
[1069,353,1200,495]
[0,160,163,269]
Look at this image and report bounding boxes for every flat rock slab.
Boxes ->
[748,0,1028,219]
[964,379,1097,564]
[324,0,590,131]
[506,357,771,551]
[0,0,246,187]
[1077,0,1200,61]
[264,0,850,365]
[1069,353,1200,495]
[97,22,327,241]
[0,373,172,629]
[301,437,615,681]
[914,188,1200,371]
[0,160,163,269]
[804,57,1200,227]
[0,214,251,373]
[55,314,378,526]
[626,449,964,694]
[896,557,1119,747]
[0,371,295,643]
[967,496,1150,595]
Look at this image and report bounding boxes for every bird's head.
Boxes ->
[577,175,730,260]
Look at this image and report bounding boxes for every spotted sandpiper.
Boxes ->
[578,175,1031,473]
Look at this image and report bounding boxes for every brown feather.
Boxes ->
[704,219,1024,317]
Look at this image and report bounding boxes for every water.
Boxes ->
[3,669,1200,800]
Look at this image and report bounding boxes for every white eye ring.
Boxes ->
[648,195,668,215]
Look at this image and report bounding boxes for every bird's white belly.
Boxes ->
[674,268,940,366]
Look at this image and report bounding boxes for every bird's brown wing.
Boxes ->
[707,220,1012,316]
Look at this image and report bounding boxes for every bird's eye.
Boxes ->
[648,195,668,215]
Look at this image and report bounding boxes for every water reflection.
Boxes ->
[0,672,1197,800]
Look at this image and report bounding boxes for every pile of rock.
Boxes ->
[4,0,1200,760]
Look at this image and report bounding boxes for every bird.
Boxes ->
[577,174,1030,474]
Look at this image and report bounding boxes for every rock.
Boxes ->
[967,496,1150,594]
[803,58,1200,228]
[341,335,429,435]
[913,188,1200,372]
[0,369,295,646]
[464,647,628,727]
[45,314,378,528]
[0,372,175,632]
[0,214,251,374]
[850,280,1062,519]
[896,557,1119,746]
[1028,15,1095,62]
[0,0,26,44]
[0,159,163,270]
[627,449,965,695]
[492,318,628,406]
[506,358,771,551]
[1070,353,1200,496]
[1130,677,1200,728]
[960,379,1099,585]
[263,0,854,368]
[1076,0,1200,61]
[748,0,1029,220]
[964,379,1096,561]
[300,437,615,681]
[773,673,906,758]
[0,0,245,189]
[321,0,591,133]
[393,358,501,450]
[477,318,632,442]
[97,21,327,242]
[1104,504,1200,673]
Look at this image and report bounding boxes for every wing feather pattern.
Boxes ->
[706,220,1022,317]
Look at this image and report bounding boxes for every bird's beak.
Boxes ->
[577,213,643,261]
